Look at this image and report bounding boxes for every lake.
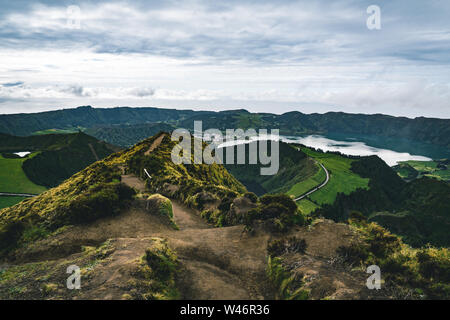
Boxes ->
[13,151,31,158]
[215,133,443,166]
[280,135,432,166]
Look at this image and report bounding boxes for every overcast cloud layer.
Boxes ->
[0,0,449,118]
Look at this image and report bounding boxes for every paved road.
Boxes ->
[0,192,38,197]
[294,161,330,202]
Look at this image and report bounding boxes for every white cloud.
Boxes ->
[0,0,449,118]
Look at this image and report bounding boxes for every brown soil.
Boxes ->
[144,133,166,156]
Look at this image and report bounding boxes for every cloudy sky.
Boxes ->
[0,0,449,118]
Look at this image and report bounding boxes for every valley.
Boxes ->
[3,132,442,300]
[0,132,119,209]
[0,111,448,300]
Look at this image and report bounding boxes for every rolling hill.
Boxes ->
[0,132,120,209]
[0,131,448,300]
[223,141,318,196]
[1,106,449,150]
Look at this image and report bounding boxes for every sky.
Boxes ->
[0,0,449,118]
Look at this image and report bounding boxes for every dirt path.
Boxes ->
[144,133,166,155]
[118,172,269,299]
[121,174,147,192]
[120,167,269,296]
[172,200,211,230]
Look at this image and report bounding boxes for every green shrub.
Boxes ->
[266,256,309,300]
[131,238,180,300]
[342,220,450,299]
[244,192,258,203]
[268,237,307,257]
[146,194,178,229]
[245,194,305,232]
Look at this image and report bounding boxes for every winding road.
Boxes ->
[294,161,330,202]
[0,192,38,197]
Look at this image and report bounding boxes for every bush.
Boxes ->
[244,194,305,232]
[244,192,258,203]
[266,256,309,300]
[344,220,450,299]
[146,194,178,229]
[268,237,307,257]
[131,238,180,300]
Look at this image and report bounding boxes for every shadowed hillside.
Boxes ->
[0,132,119,188]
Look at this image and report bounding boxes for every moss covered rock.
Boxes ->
[146,194,178,230]
[131,237,180,300]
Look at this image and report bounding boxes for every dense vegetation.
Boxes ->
[1,106,448,149]
[340,215,449,299]
[130,238,180,300]
[393,159,450,182]
[244,194,307,232]
[177,109,450,148]
[86,123,175,147]
[126,133,248,227]
[0,106,200,136]
[0,153,47,194]
[0,160,135,258]
[0,132,118,188]
[315,155,450,247]
[224,142,317,196]
[22,132,118,187]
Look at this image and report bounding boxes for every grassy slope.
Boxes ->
[296,198,319,214]
[33,128,82,135]
[286,162,326,197]
[0,154,47,194]
[0,131,247,256]
[300,147,369,206]
[400,160,450,181]
[0,131,119,188]
[0,197,27,210]
[225,142,316,196]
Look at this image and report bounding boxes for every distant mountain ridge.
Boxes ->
[0,106,449,149]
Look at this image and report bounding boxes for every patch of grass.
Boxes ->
[296,198,319,215]
[146,194,178,230]
[0,240,115,299]
[0,154,47,194]
[340,220,450,299]
[399,160,450,181]
[0,196,27,209]
[300,147,369,206]
[129,238,180,300]
[287,161,325,198]
[266,255,309,300]
[32,128,82,135]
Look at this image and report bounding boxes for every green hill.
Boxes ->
[0,131,247,257]
[394,159,450,182]
[1,106,449,151]
[85,122,175,147]
[0,131,448,300]
[314,154,450,247]
[0,132,119,189]
[0,106,202,137]
[0,153,47,194]
[223,141,317,196]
